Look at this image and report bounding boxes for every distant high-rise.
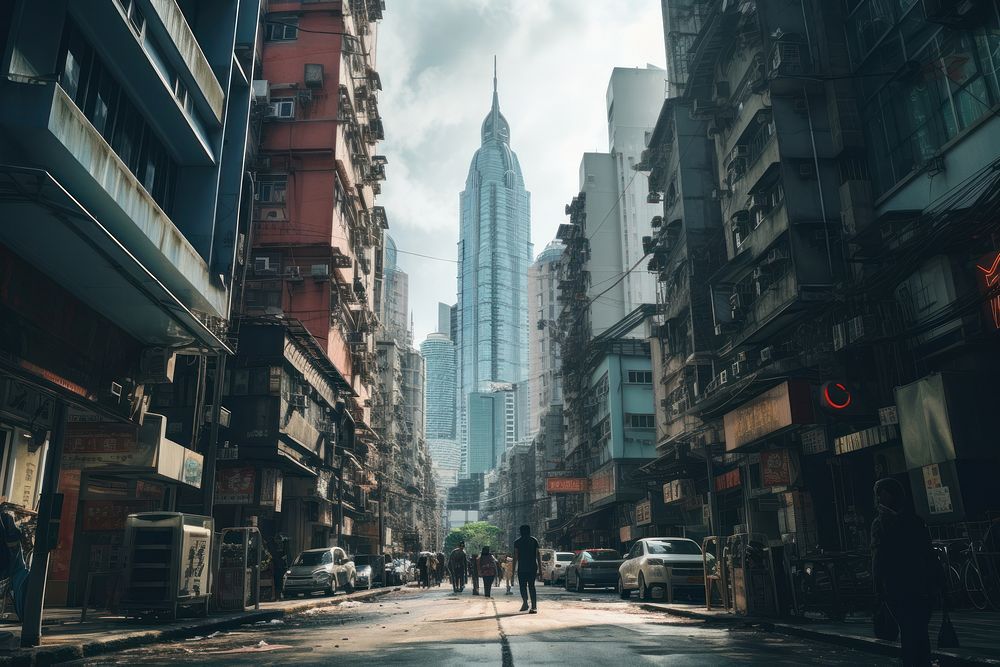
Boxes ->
[456,62,532,474]
[437,302,453,336]
[422,333,457,441]
[527,241,564,437]
[381,235,410,345]
[606,67,666,317]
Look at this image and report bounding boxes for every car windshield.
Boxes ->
[646,540,701,555]
[589,550,621,560]
[556,554,574,562]
[295,551,331,566]
[354,555,374,565]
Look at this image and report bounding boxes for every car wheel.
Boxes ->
[564,574,571,591]
[325,580,336,597]
[345,576,356,594]
[638,574,649,601]
[618,577,630,600]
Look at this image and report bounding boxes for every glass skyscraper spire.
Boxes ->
[456,62,532,475]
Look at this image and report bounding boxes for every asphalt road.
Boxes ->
[70,583,893,666]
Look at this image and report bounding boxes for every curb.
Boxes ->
[638,603,1000,666]
[0,586,398,666]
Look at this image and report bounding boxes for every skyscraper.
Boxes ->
[381,235,410,346]
[456,62,532,474]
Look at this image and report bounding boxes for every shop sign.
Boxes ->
[635,499,652,525]
[922,463,954,514]
[834,424,899,456]
[216,467,255,504]
[182,451,203,488]
[800,426,827,455]
[217,446,239,460]
[83,500,156,531]
[178,527,210,598]
[662,479,694,504]
[341,516,353,536]
[1,379,56,428]
[878,406,899,426]
[723,380,814,452]
[589,465,615,504]
[260,468,283,512]
[546,477,588,494]
[62,423,154,469]
[975,250,1000,330]
[760,450,791,487]
[620,525,632,542]
[714,468,741,492]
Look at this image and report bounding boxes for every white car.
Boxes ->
[546,552,575,585]
[618,537,708,600]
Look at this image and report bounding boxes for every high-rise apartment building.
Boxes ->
[607,67,667,317]
[381,235,410,345]
[527,241,565,437]
[456,66,532,473]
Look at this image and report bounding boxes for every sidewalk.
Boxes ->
[639,602,1000,666]
[0,586,399,666]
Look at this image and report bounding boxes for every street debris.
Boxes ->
[209,640,293,654]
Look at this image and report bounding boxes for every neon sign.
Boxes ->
[975,252,1000,330]
[820,381,853,411]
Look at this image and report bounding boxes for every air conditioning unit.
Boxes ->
[254,257,274,274]
[285,266,302,281]
[251,79,270,104]
[304,63,324,88]
[139,348,176,383]
[647,192,662,204]
[289,393,307,409]
[759,346,775,363]
[718,369,729,386]
[642,236,655,254]
[311,264,330,279]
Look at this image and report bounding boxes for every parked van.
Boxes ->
[539,548,556,582]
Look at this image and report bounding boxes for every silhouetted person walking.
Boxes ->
[471,552,480,595]
[479,546,498,598]
[448,542,468,593]
[512,524,541,613]
[871,478,939,666]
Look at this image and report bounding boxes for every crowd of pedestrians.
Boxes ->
[443,524,541,612]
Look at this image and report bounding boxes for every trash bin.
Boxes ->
[121,512,213,620]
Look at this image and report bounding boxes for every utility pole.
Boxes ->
[21,400,67,648]
[202,353,227,516]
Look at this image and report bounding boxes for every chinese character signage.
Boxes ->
[589,465,615,504]
[635,499,652,525]
[975,251,1000,330]
[215,467,255,504]
[545,477,588,494]
[714,469,741,492]
[62,423,155,469]
[760,450,791,487]
[723,380,814,451]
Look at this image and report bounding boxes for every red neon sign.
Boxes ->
[976,252,1000,330]
[821,382,852,411]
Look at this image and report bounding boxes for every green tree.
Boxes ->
[443,521,503,555]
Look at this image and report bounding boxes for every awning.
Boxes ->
[0,167,229,353]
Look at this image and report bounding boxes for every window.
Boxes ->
[115,0,145,36]
[58,20,178,214]
[265,19,298,41]
[627,414,655,429]
[257,175,288,203]
[626,370,653,384]
[270,97,295,119]
[645,540,702,555]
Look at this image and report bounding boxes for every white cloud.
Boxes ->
[376,0,665,344]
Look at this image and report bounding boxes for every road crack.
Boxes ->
[491,599,515,667]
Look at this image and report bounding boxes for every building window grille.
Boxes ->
[257,175,288,203]
[627,414,656,429]
[626,370,653,384]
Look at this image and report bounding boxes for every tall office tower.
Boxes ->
[381,235,410,346]
[466,383,522,475]
[437,302,453,337]
[421,331,460,489]
[659,1,711,97]
[527,241,564,437]
[606,67,667,318]
[456,63,532,473]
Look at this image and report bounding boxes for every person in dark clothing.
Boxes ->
[479,546,498,598]
[448,542,468,592]
[271,545,287,600]
[512,524,541,613]
[470,553,480,595]
[870,477,938,667]
[417,552,430,588]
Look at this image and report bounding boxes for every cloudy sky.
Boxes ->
[376,0,666,345]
